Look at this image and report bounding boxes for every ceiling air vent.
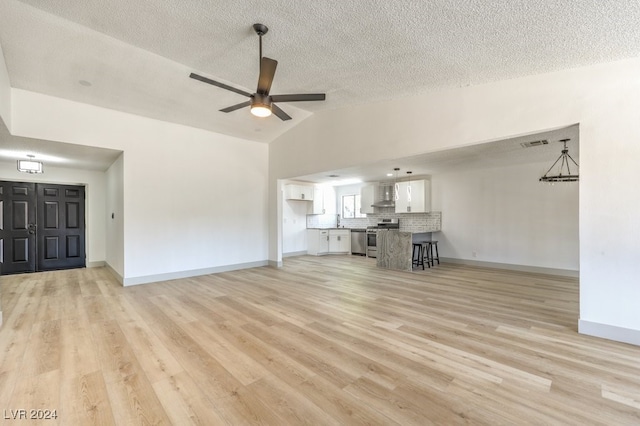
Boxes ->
[520,139,549,148]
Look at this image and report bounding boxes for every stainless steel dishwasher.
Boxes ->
[350,228,366,256]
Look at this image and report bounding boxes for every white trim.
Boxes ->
[105,262,124,285]
[579,320,640,346]
[283,250,307,258]
[440,257,579,278]
[122,260,269,286]
[87,261,105,268]
[269,259,283,268]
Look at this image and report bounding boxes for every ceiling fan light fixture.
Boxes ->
[250,104,272,118]
[250,94,272,117]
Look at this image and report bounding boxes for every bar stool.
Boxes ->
[422,241,433,268]
[412,243,424,270]
[430,240,440,265]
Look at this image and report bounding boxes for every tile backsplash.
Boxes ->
[307,211,442,232]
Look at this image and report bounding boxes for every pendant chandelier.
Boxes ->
[393,167,400,201]
[539,139,578,183]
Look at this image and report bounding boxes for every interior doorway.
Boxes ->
[0,181,86,274]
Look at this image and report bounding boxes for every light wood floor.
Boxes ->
[1,256,639,425]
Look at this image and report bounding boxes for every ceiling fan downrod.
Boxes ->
[253,23,268,62]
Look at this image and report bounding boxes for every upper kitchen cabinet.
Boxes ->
[312,185,336,215]
[359,184,376,214]
[285,183,314,201]
[395,179,431,213]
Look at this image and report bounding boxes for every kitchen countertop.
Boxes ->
[307,227,358,230]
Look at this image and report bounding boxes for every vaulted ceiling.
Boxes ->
[1,0,639,145]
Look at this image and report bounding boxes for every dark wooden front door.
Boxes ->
[0,181,37,274]
[0,181,86,274]
[36,183,86,271]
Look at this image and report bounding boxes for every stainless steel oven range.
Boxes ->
[366,219,399,258]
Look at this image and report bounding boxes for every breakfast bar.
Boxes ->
[377,230,437,271]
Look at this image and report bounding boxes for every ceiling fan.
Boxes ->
[189,23,326,121]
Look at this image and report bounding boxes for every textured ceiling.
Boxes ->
[0,2,635,175]
[1,0,640,146]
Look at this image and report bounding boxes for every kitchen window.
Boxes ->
[342,194,367,219]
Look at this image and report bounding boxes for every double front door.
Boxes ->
[0,181,86,274]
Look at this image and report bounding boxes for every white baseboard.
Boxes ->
[122,260,269,286]
[105,263,124,285]
[87,260,106,268]
[269,259,283,268]
[579,320,640,346]
[283,250,307,258]
[440,257,579,278]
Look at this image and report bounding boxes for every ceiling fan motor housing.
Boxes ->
[252,93,272,109]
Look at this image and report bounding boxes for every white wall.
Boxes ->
[0,42,11,131]
[431,161,579,272]
[0,162,108,266]
[282,199,309,255]
[105,153,124,278]
[10,89,269,285]
[269,57,640,345]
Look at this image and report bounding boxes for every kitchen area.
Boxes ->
[284,177,442,271]
[281,128,580,278]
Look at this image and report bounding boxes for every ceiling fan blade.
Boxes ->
[220,101,251,113]
[257,57,278,95]
[189,73,252,98]
[271,104,292,121]
[270,93,326,103]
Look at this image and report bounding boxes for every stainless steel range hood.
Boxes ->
[371,184,395,208]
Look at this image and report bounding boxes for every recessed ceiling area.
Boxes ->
[294,125,579,185]
[0,119,122,171]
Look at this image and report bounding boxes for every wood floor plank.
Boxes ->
[91,320,172,425]
[59,371,116,426]
[0,256,639,425]
[151,371,228,425]
[4,369,60,426]
[246,374,342,425]
[19,319,61,377]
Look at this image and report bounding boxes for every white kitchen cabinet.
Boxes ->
[395,179,431,213]
[307,229,329,255]
[307,229,350,255]
[312,185,336,215]
[329,229,351,253]
[285,184,314,201]
[359,184,376,214]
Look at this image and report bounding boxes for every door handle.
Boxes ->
[28,223,37,234]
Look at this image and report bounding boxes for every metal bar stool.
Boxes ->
[412,243,424,270]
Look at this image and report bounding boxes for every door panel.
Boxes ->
[0,181,86,274]
[0,181,37,274]
[36,183,86,271]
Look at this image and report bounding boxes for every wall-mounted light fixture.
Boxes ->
[17,155,43,174]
